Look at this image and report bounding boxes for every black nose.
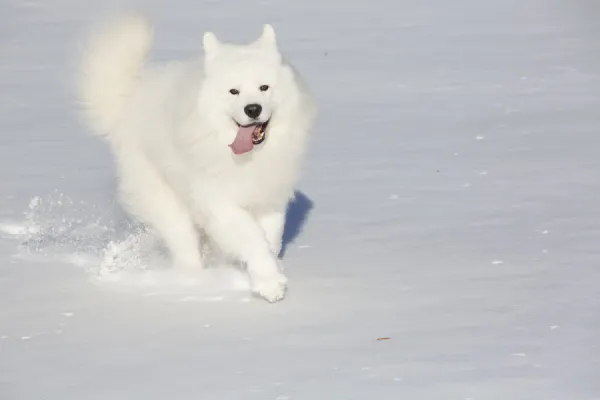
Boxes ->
[244,103,262,119]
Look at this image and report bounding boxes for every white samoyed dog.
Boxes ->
[76,14,317,302]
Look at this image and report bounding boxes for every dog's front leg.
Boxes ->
[197,201,287,302]
[257,211,285,257]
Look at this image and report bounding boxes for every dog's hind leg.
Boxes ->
[118,155,203,269]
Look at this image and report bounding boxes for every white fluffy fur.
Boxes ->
[77,14,317,302]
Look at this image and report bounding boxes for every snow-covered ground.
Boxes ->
[2,0,600,398]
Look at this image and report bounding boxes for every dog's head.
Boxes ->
[200,25,295,154]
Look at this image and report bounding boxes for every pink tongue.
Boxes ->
[229,125,255,155]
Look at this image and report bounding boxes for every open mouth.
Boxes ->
[229,119,270,155]
[235,119,269,145]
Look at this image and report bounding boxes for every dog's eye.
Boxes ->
[229,89,240,95]
[259,85,269,92]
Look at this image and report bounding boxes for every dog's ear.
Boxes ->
[257,24,277,49]
[203,31,220,59]
[260,24,276,44]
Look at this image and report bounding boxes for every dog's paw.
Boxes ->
[251,272,288,303]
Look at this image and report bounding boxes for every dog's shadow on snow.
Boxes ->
[279,191,314,258]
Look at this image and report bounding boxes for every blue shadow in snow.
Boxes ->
[279,190,314,258]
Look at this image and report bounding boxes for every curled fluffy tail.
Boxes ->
[77,14,153,136]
